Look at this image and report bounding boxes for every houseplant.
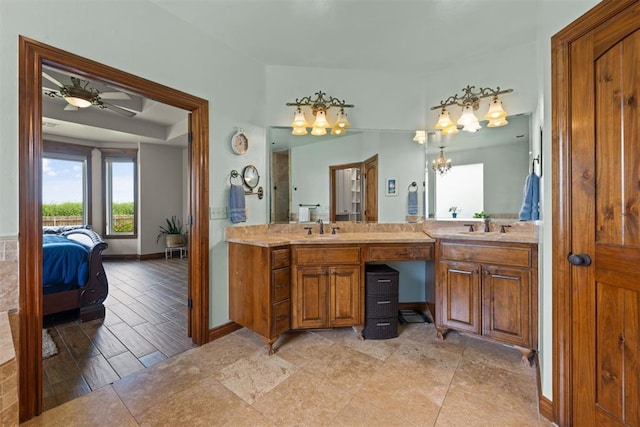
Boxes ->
[157,216,186,247]
[449,207,459,218]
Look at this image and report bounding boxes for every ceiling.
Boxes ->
[42,1,541,146]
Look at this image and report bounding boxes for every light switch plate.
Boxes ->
[210,206,228,220]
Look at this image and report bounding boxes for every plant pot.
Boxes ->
[165,234,186,248]
[451,213,458,218]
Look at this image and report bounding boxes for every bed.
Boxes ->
[42,226,109,322]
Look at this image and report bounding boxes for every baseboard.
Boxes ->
[138,252,165,260]
[536,352,555,424]
[209,321,242,341]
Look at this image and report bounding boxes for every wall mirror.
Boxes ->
[268,113,531,223]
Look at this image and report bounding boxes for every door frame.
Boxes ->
[551,0,637,425]
[18,36,210,421]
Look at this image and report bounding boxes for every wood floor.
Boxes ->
[42,258,194,411]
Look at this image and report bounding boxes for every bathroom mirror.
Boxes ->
[268,113,531,223]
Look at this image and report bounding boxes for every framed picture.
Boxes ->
[385,178,398,196]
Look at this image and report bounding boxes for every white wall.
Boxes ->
[138,143,185,255]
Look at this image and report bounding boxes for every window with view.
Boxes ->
[103,150,137,237]
[42,144,91,227]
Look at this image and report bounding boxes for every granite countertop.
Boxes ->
[425,230,538,244]
[226,231,436,247]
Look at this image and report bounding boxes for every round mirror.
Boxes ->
[242,165,260,189]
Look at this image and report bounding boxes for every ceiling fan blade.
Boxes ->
[64,104,79,111]
[101,101,136,118]
[42,71,64,88]
[100,91,131,100]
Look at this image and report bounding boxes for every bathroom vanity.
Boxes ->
[227,221,538,359]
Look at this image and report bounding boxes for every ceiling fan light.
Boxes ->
[64,96,92,108]
[413,130,426,144]
[434,108,454,130]
[313,110,331,129]
[311,126,327,136]
[291,107,309,128]
[292,126,308,135]
[484,97,507,120]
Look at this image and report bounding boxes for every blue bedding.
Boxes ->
[42,234,90,294]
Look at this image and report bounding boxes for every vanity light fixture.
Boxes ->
[412,130,426,144]
[431,85,513,134]
[432,146,452,175]
[286,90,354,136]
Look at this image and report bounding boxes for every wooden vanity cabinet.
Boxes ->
[291,245,362,330]
[228,243,290,354]
[436,240,538,363]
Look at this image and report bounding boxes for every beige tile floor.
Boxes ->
[24,323,553,426]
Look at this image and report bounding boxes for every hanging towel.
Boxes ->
[407,191,418,215]
[518,172,540,220]
[229,184,246,224]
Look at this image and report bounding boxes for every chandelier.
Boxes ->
[285,90,354,136]
[432,147,452,175]
[431,85,513,134]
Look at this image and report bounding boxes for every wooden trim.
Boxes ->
[138,253,165,260]
[551,1,638,425]
[18,36,209,422]
[535,352,555,423]
[209,321,243,341]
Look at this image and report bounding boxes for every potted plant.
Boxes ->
[157,216,186,247]
[449,207,459,218]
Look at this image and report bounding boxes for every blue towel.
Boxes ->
[407,191,418,215]
[229,184,246,224]
[518,172,540,220]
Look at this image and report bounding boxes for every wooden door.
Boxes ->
[439,261,481,334]
[329,265,360,327]
[294,266,328,328]
[481,265,530,348]
[554,2,640,424]
[364,155,378,223]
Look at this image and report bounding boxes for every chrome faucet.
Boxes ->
[317,219,324,234]
[484,218,491,232]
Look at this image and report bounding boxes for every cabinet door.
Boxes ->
[294,266,328,329]
[482,265,530,347]
[440,261,481,334]
[329,265,361,327]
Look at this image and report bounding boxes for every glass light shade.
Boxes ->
[292,126,308,135]
[440,124,459,136]
[434,109,454,130]
[413,130,426,144]
[484,97,507,120]
[311,126,327,136]
[291,108,309,128]
[64,96,92,108]
[457,105,479,126]
[313,110,331,129]
[334,109,350,129]
[462,121,482,132]
[487,117,509,128]
[331,126,345,136]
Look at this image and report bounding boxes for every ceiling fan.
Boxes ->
[43,71,136,118]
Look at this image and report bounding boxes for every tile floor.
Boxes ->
[26,322,553,426]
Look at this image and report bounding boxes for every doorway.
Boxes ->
[329,154,378,223]
[18,36,209,421]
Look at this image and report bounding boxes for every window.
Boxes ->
[102,149,138,237]
[42,141,92,227]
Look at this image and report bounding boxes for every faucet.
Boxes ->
[484,218,491,232]
[317,219,324,235]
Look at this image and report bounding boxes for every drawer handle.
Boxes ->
[377,279,391,283]
[376,322,391,326]
[377,300,391,305]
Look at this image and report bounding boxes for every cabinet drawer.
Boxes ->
[272,299,290,335]
[272,248,290,269]
[272,267,290,302]
[366,275,399,295]
[363,316,398,340]
[366,295,398,318]
[368,244,433,261]
[439,242,531,268]
[294,246,360,265]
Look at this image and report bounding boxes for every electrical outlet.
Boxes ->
[210,206,228,220]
